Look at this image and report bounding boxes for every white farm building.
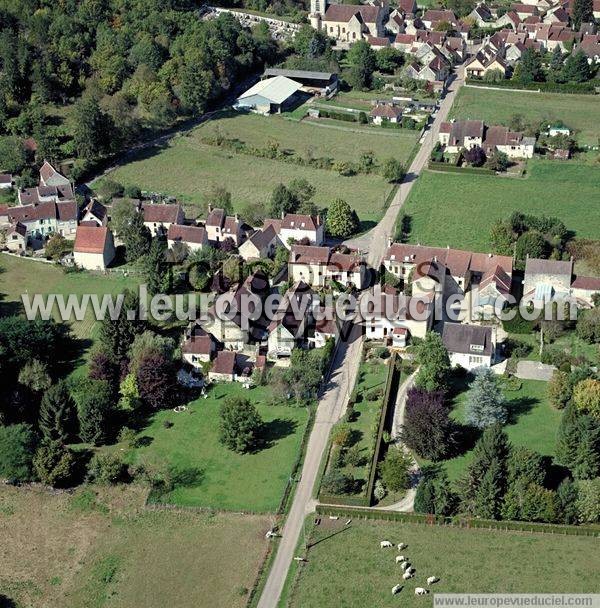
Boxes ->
[234,76,303,114]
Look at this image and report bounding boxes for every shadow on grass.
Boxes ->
[171,466,205,488]
[506,396,538,425]
[452,422,481,457]
[308,523,352,550]
[262,417,299,449]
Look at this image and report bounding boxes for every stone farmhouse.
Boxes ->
[310,0,387,44]
[140,202,185,237]
[205,206,247,246]
[167,224,209,252]
[238,224,283,261]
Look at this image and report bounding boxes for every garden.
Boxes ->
[115,383,310,512]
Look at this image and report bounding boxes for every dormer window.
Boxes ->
[301,222,305,227]
[290,221,295,227]
[470,344,484,352]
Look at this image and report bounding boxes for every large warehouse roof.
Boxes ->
[238,76,302,104]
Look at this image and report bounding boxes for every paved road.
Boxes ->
[346,68,464,266]
[256,70,465,608]
[256,322,364,608]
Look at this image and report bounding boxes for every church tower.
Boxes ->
[310,0,326,29]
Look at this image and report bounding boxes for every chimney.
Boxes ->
[387,237,393,247]
[208,203,213,213]
[281,210,285,220]
[235,213,239,222]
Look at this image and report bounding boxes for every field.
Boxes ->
[200,112,418,164]
[0,254,139,340]
[0,485,270,608]
[450,86,600,146]
[288,518,600,608]
[438,378,561,481]
[107,111,418,224]
[401,161,600,253]
[120,383,309,512]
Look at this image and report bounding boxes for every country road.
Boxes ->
[256,70,464,608]
[347,68,464,266]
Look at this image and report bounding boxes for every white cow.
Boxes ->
[392,584,403,595]
[401,562,410,571]
[427,576,439,585]
[415,587,429,595]
[397,555,407,562]
[398,543,407,550]
[380,540,393,548]
[402,571,414,581]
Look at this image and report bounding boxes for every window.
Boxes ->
[469,355,484,365]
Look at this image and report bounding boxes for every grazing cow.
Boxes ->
[415,587,429,595]
[427,576,439,585]
[401,562,410,571]
[398,543,407,550]
[402,571,414,581]
[392,584,402,595]
[380,540,393,548]
[397,555,407,562]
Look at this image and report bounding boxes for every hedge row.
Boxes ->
[428,161,496,175]
[364,352,401,506]
[315,504,600,537]
[466,79,599,95]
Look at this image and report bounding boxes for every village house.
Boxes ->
[442,322,496,370]
[421,9,458,29]
[201,271,271,350]
[238,224,283,261]
[181,323,219,370]
[0,174,12,190]
[167,224,208,252]
[312,310,340,348]
[365,286,433,347]
[267,281,314,360]
[7,200,77,243]
[5,223,27,252]
[523,257,600,308]
[576,34,600,63]
[264,212,324,249]
[438,120,535,159]
[288,245,368,289]
[140,202,185,237]
[464,50,508,78]
[467,3,494,27]
[208,351,240,382]
[383,242,514,316]
[73,225,116,271]
[438,120,484,153]
[205,206,246,246]
[81,200,108,227]
[370,103,403,124]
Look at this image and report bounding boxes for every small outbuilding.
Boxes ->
[234,76,303,114]
[262,68,338,94]
[73,225,115,270]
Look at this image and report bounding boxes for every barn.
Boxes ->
[234,76,303,114]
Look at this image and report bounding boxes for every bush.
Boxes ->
[33,440,76,487]
[374,479,386,501]
[0,424,36,483]
[87,453,127,485]
[321,469,354,495]
[378,446,411,492]
[219,396,264,453]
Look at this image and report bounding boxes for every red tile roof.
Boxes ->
[168,224,207,244]
[571,276,600,291]
[74,225,110,254]
[370,104,402,119]
[281,213,321,231]
[141,202,182,224]
[211,351,237,375]
[290,244,330,265]
[324,3,381,23]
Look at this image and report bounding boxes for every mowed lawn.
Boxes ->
[402,161,600,252]
[440,379,561,482]
[199,112,419,164]
[288,519,600,608]
[450,86,600,145]
[122,383,309,512]
[107,112,417,224]
[0,254,139,339]
[0,485,270,608]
